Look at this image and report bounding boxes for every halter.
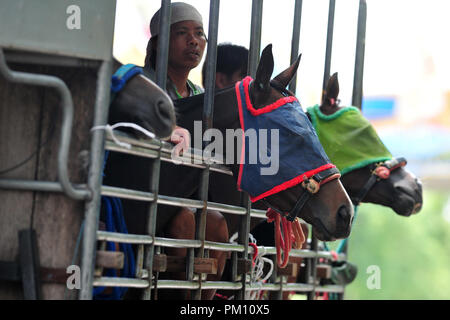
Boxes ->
[110,64,143,101]
[261,166,341,222]
[352,157,407,205]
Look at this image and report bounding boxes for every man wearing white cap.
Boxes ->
[143,3,229,301]
[144,2,206,100]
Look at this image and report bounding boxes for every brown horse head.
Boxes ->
[249,45,353,241]
[175,45,354,241]
[108,59,176,139]
[319,72,423,216]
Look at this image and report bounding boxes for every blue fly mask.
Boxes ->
[235,77,340,220]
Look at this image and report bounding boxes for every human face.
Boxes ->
[168,20,206,71]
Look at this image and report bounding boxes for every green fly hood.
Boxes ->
[307,105,392,175]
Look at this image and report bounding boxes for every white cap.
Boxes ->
[150,2,203,37]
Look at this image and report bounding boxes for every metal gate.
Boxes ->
[83,0,367,300]
[0,0,367,300]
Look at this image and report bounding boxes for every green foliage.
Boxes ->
[342,190,450,299]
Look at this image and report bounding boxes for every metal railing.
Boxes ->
[0,0,366,300]
[84,0,367,300]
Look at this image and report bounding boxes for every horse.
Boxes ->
[108,59,176,139]
[320,73,423,216]
[248,72,423,300]
[104,45,354,299]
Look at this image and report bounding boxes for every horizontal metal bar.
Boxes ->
[97,231,153,245]
[93,276,344,294]
[0,179,89,197]
[104,131,232,175]
[93,277,148,288]
[310,284,345,293]
[101,186,247,216]
[96,231,345,261]
[101,185,156,202]
[96,232,243,252]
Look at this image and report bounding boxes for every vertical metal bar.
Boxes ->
[236,194,251,300]
[248,0,264,78]
[240,0,263,300]
[155,0,171,89]
[352,0,367,109]
[307,230,318,300]
[201,0,220,132]
[288,0,303,94]
[80,59,112,300]
[142,149,162,300]
[322,0,336,92]
[193,0,220,300]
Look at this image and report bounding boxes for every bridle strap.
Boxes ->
[286,190,312,222]
[351,157,407,206]
[263,167,341,222]
[351,174,377,206]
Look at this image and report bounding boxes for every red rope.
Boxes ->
[266,208,305,268]
[249,242,258,267]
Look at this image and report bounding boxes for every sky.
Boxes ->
[113,0,450,119]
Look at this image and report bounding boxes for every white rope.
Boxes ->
[229,232,274,300]
[91,122,156,149]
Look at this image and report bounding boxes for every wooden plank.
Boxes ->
[277,262,298,277]
[316,264,332,279]
[237,258,252,275]
[152,254,167,272]
[157,256,218,275]
[95,250,124,269]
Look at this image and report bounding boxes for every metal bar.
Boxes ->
[352,0,367,109]
[0,179,88,195]
[92,277,344,293]
[101,186,247,215]
[307,231,319,300]
[155,0,171,89]
[105,135,232,175]
[202,0,220,132]
[142,0,170,296]
[79,59,112,300]
[236,194,251,299]
[0,48,90,200]
[192,0,221,300]
[142,147,162,300]
[96,230,346,260]
[248,0,264,77]
[288,0,303,94]
[322,0,336,92]
[93,277,149,288]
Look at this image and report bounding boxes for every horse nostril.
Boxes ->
[338,205,349,220]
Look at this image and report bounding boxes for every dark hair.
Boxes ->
[144,37,158,70]
[202,43,249,87]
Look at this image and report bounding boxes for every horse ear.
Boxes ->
[273,53,302,88]
[324,72,339,103]
[254,44,274,92]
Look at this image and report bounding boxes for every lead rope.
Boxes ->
[266,209,305,268]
